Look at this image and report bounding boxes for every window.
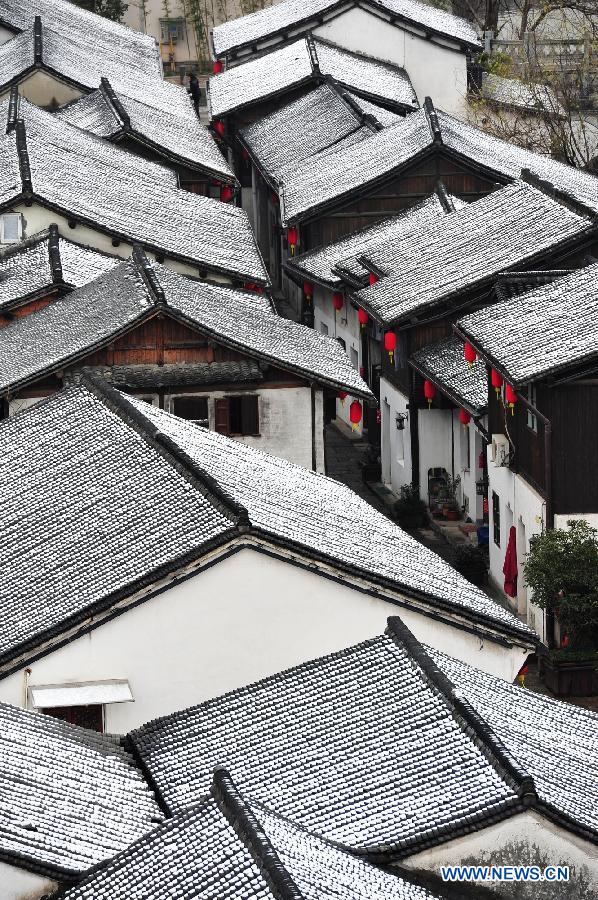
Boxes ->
[215,396,259,436]
[1,213,21,243]
[526,384,538,433]
[171,396,209,426]
[42,705,104,732]
[320,321,329,336]
[159,18,185,42]
[492,491,500,546]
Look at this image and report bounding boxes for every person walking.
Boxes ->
[188,73,202,116]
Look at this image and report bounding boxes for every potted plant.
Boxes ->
[442,475,461,520]
[394,484,428,529]
[524,520,598,697]
[451,543,488,586]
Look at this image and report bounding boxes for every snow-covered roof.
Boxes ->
[240,82,398,185]
[209,36,417,118]
[0,701,161,878]
[0,380,533,669]
[57,79,235,183]
[480,72,564,115]
[132,616,597,861]
[277,101,598,224]
[212,0,480,58]
[0,253,372,398]
[288,192,461,287]
[0,225,119,311]
[59,772,440,899]
[410,336,488,414]
[354,181,593,326]
[457,262,598,386]
[0,98,268,283]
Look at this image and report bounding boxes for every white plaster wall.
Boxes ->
[313,286,363,434]
[418,407,454,505]
[0,861,57,900]
[487,449,545,640]
[0,25,14,44]
[453,417,486,522]
[166,386,325,472]
[314,7,469,116]
[0,72,83,109]
[0,547,530,732]
[123,0,199,67]
[380,376,412,491]
[555,513,598,529]
[10,202,230,283]
[402,808,598,894]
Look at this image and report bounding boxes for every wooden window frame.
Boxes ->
[214,395,260,436]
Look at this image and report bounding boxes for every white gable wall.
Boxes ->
[0,861,57,900]
[0,71,84,108]
[0,547,530,733]
[314,7,468,116]
[313,286,363,435]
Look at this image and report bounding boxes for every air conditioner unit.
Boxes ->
[491,434,511,467]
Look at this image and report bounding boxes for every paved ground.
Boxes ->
[325,422,598,711]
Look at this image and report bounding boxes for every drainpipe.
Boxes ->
[310,383,317,471]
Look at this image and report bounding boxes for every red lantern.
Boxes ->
[505,383,517,414]
[384,331,396,363]
[478,450,486,469]
[423,380,436,408]
[213,60,223,74]
[213,119,225,137]
[244,282,264,294]
[561,634,569,648]
[459,408,471,426]
[338,391,347,405]
[491,369,503,395]
[332,292,343,311]
[516,663,529,687]
[287,226,297,256]
[359,366,365,378]
[220,185,234,202]
[271,191,279,204]
[358,309,369,328]
[464,342,477,367]
[303,280,313,300]
[369,272,378,286]
[350,400,362,431]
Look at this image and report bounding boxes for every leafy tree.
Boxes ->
[72,0,128,22]
[524,520,598,653]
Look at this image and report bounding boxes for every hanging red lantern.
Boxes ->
[491,369,503,395]
[423,380,436,408]
[244,282,264,294]
[561,634,569,648]
[303,280,313,300]
[358,309,369,328]
[516,663,529,687]
[213,119,225,137]
[220,185,234,202]
[332,292,343,311]
[478,450,486,469]
[359,366,365,378]
[287,226,297,256]
[369,272,378,286]
[384,331,396,363]
[271,191,279,205]
[212,59,223,74]
[338,391,347,405]
[459,408,471,426]
[349,400,362,431]
[505,383,517,413]
[464,342,477,367]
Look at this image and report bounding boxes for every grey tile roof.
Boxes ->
[129,632,521,856]
[240,83,374,184]
[347,91,404,125]
[57,81,235,182]
[212,0,479,57]
[0,0,162,83]
[410,336,488,414]
[277,101,598,224]
[1,99,268,283]
[0,227,119,311]
[432,646,598,840]
[0,255,371,398]
[457,262,598,386]
[59,784,439,899]
[289,193,456,287]
[105,360,264,389]
[0,701,161,878]
[0,382,235,664]
[209,36,417,118]
[355,181,592,326]
[126,395,534,639]
[479,72,564,115]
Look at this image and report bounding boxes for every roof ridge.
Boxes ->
[328,79,384,131]
[519,167,597,222]
[385,617,537,805]
[15,118,33,198]
[212,767,305,900]
[100,77,131,129]
[305,32,320,76]
[80,371,251,528]
[7,85,20,134]
[131,245,167,307]
[423,96,442,144]
[434,179,455,213]
[47,223,63,284]
[33,15,42,64]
